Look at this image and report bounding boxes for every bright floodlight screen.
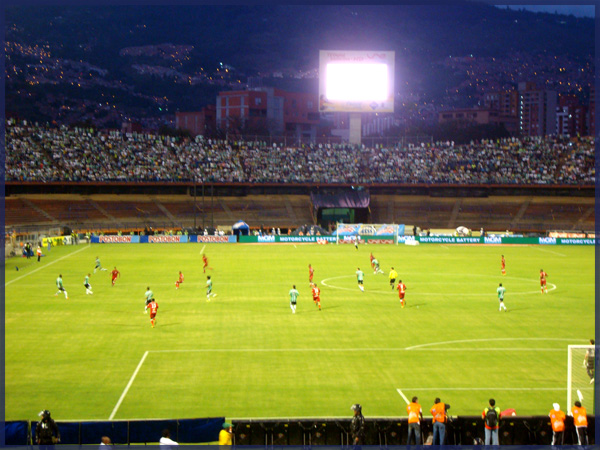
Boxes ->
[319,50,395,113]
[326,64,388,101]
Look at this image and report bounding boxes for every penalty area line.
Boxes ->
[396,388,410,404]
[109,351,149,420]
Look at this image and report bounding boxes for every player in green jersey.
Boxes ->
[144,287,154,313]
[356,268,364,292]
[55,274,68,299]
[206,276,217,301]
[84,274,93,295]
[497,283,507,311]
[289,285,299,313]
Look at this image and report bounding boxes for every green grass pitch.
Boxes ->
[4,242,595,421]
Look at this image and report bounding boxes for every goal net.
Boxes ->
[335,223,403,244]
[567,345,595,413]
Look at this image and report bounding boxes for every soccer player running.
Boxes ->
[497,283,507,311]
[540,269,548,293]
[310,282,322,311]
[356,268,365,292]
[202,254,211,273]
[397,280,407,308]
[110,267,120,286]
[144,287,154,313]
[372,257,384,274]
[389,267,398,290]
[308,264,314,284]
[84,273,93,295]
[289,285,299,314]
[369,253,375,270]
[147,298,159,328]
[501,255,506,275]
[94,256,107,273]
[175,271,184,289]
[55,274,68,299]
[206,276,217,301]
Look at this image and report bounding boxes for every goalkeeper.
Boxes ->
[584,339,595,383]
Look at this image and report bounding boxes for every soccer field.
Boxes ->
[4,242,595,421]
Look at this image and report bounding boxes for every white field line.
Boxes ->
[396,388,410,404]
[5,245,91,286]
[150,347,565,353]
[532,246,567,257]
[109,351,149,420]
[199,245,206,254]
[405,337,587,350]
[399,387,565,391]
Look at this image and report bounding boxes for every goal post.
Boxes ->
[334,223,402,245]
[567,345,595,414]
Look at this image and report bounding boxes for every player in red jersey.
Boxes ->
[540,269,548,293]
[202,254,212,273]
[501,255,506,275]
[310,282,321,311]
[147,298,159,328]
[308,264,314,283]
[370,252,375,270]
[175,271,184,289]
[111,267,120,286]
[397,280,407,308]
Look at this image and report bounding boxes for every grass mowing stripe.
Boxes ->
[5,245,91,286]
[109,351,149,420]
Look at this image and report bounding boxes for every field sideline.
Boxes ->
[4,242,594,421]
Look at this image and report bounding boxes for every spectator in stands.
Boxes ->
[350,403,365,447]
[159,429,178,447]
[219,422,233,446]
[482,398,501,445]
[35,409,60,449]
[99,436,112,448]
[430,398,450,445]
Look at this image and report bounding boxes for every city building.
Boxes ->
[517,82,557,136]
[216,87,319,140]
[175,105,216,137]
[556,94,588,137]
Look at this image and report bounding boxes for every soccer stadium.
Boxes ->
[4,4,596,448]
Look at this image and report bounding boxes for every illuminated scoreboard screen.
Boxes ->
[319,50,395,113]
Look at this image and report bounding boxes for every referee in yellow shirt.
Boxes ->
[389,267,398,290]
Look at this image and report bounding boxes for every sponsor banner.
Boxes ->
[258,235,276,243]
[366,238,394,244]
[397,236,414,244]
[142,235,184,243]
[279,236,337,243]
[538,237,557,245]
[549,232,587,238]
[559,238,596,245]
[193,235,232,243]
[97,235,134,244]
[484,236,503,244]
[419,236,481,244]
[43,236,72,246]
[336,224,402,236]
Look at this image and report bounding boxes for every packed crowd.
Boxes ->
[5,121,595,185]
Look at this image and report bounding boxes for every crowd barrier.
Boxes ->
[5,415,595,446]
[90,235,596,245]
[5,417,224,445]
[231,416,595,446]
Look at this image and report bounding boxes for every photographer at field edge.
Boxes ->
[36,410,60,449]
